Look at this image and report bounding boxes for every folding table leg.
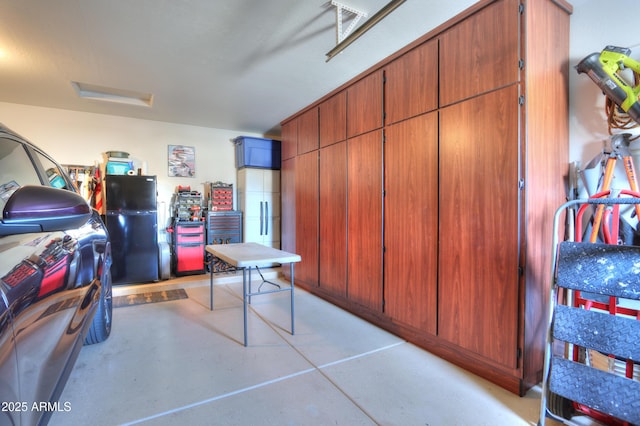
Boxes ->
[290,263,295,335]
[243,267,249,347]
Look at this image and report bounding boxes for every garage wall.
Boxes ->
[0,101,266,231]
[569,0,640,166]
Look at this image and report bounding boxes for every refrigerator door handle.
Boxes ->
[265,201,269,236]
[260,201,264,235]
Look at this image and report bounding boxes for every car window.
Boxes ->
[0,137,42,212]
[33,151,71,190]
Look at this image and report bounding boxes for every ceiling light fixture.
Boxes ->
[71,81,153,108]
[326,0,406,62]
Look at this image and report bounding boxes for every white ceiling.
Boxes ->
[0,0,477,136]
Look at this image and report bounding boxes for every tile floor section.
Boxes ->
[49,274,584,425]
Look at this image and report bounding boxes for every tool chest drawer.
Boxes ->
[176,232,204,244]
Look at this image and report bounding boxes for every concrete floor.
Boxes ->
[48,273,595,425]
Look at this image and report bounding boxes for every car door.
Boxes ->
[0,285,20,426]
[1,229,96,425]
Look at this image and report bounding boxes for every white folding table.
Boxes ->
[205,242,301,346]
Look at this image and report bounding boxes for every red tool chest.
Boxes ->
[173,221,205,276]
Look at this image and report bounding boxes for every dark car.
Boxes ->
[0,124,112,425]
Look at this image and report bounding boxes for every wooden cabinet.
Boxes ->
[384,112,438,334]
[385,40,438,124]
[319,141,347,297]
[279,0,571,395]
[295,151,319,286]
[439,0,520,106]
[281,157,296,253]
[347,71,383,138]
[319,92,346,147]
[439,85,520,368]
[237,168,280,248]
[281,119,297,161]
[347,130,383,310]
[297,107,319,155]
[280,157,296,281]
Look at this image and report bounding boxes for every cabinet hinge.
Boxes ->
[518,96,525,106]
[518,178,525,190]
[519,3,524,14]
[519,59,524,70]
[517,347,522,359]
[518,266,524,276]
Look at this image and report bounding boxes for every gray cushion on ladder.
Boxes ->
[549,357,640,425]
[557,241,640,300]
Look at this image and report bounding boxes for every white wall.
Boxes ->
[0,102,265,232]
[569,0,640,166]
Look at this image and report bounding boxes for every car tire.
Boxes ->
[84,266,112,345]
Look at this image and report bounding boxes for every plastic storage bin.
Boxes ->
[233,136,281,169]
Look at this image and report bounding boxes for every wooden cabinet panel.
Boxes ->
[521,0,572,391]
[347,131,383,310]
[384,112,438,334]
[281,119,297,160]
[438,85,520,368]
[319,91,347,148]
[319,141,347,297]
[385,40,438,124]
[295,151,319,286]
[347,71,383,138]
[280,157,296,280]
[439,0,520,106]
[297,107,319,155]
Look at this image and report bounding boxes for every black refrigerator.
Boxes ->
[105,175,159,284]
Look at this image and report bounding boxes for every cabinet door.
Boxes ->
[319,140,347,297]
[384,112,438,334]
[241,191,267,244]
[263,169,280,198]
[263,192,281,248]
[295,151,319,286]
[281,119,297,160]
[281,157,296,254]
[238,168,279,193]
[438,85,520,368]
[347,130,383,310]
[238,169,280,246]
[319,91,347,148]
[347,71,383,138]
[385,40,438,124]
[297,107,319,155]
[439,0,520,106]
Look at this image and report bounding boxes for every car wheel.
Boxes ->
[84,266,112,345]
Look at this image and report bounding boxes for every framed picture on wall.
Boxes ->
[168,145,195,177]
